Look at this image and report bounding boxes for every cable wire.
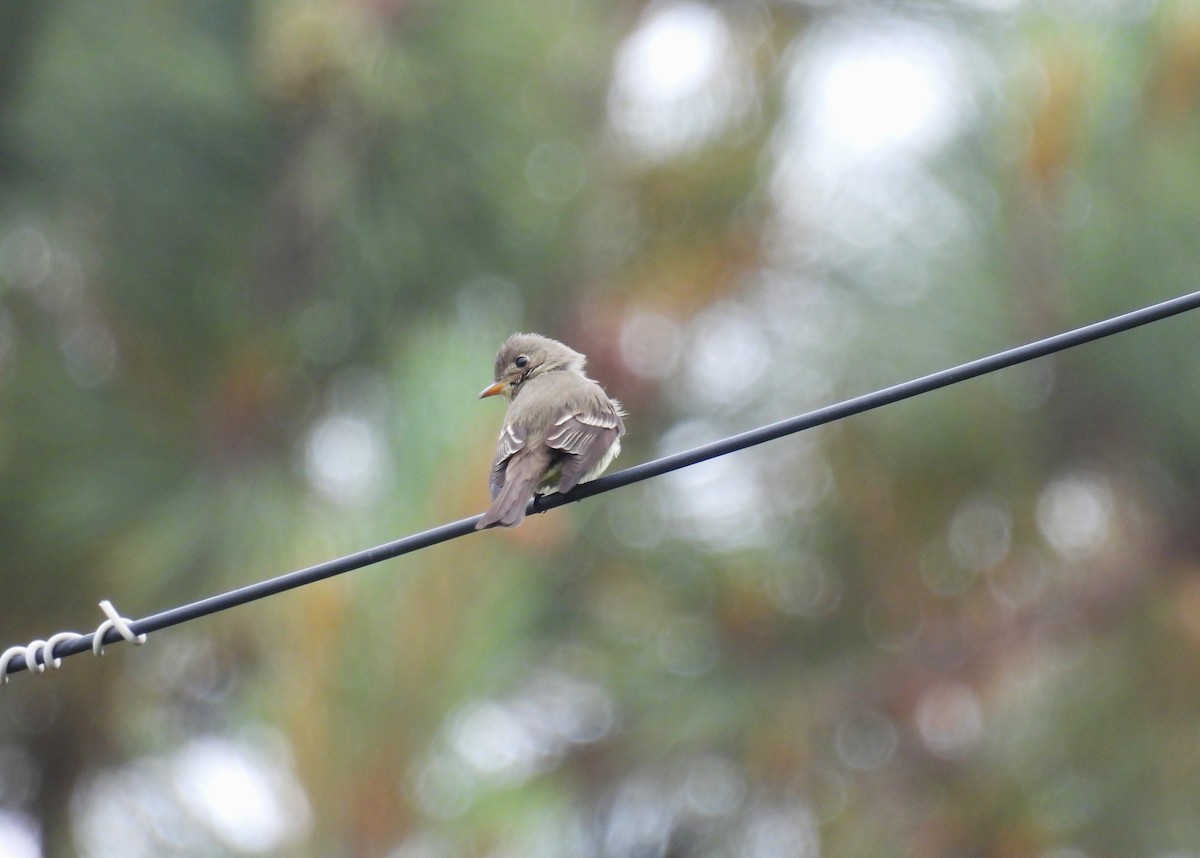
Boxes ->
[4,289,1200,678]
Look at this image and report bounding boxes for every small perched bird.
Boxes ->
[476,333,625,529]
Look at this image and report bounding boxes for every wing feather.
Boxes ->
[546,398,625,493]
[489,421,526,500]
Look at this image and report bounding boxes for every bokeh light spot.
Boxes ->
[683,305,770,409]
[948,495,1012,573]
[609,1,746,160]
[914,682,984,759]
[172,735,311,853]
[764,558,843,618]
[784,18,970,170]
[1036,473,1114,560]
[303,412,388,506]
[682,755,746,817]
[619,309,683,381]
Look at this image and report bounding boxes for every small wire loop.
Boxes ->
[43,631,84,671]
[0,646,26,683]
[92,599,146,657]
[24,640,48,674]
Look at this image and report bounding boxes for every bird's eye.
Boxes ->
[514,355,528,368]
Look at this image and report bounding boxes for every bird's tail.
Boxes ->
[476,452,547,529]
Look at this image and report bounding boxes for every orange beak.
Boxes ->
[478,380,508,399]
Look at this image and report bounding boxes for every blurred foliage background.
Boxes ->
[2,0,1200,855]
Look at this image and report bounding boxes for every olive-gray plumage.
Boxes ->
[477,333,625,529]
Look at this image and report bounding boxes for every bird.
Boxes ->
[476,333,626,529]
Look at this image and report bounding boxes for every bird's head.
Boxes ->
[478,333,586,401]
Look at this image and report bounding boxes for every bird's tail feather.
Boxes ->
[476,452,547,529]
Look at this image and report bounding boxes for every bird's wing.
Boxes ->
[489,421,526,500]
[546,401,625,494]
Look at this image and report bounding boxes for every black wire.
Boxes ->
[7,289,1200,676]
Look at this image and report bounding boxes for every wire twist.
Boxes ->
[0,600,146,683]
